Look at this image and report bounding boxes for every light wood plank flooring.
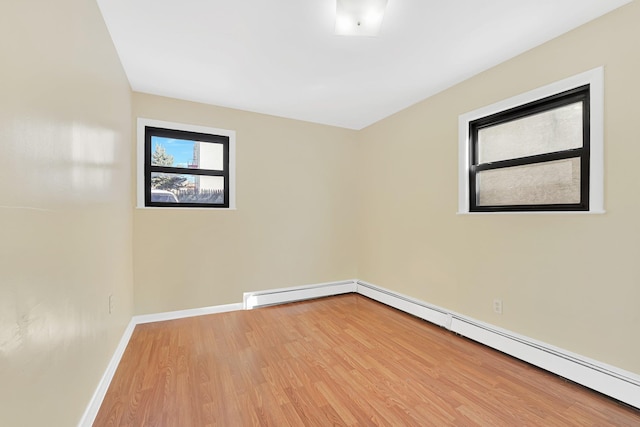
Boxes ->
[94,294,640,426]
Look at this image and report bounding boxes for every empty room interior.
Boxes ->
[2,0,640,425]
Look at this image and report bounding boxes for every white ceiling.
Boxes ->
[96,0,630,130]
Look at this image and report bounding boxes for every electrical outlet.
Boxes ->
[109,294,114,314]
[493,298,503,314]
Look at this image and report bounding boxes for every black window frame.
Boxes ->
[144,126,230,208]
[468,85,590,212]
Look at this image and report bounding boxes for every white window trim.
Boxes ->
[458,67,604,214]
[136,118,236,209]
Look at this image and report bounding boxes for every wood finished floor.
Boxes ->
[94,294,640,426]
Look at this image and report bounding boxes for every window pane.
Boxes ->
[478,102,583,163]
[476,158,581,206]
[151,136,224,170]
[150,172,225,205]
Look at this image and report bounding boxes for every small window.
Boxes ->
[458,68,604,214]
[137,119,236,209]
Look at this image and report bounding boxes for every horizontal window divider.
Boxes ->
[474,148,584,172]
[149,166,225,176]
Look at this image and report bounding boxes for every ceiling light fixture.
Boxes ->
[335,0,389,37]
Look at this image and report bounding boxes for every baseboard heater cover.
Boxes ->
[355,280,640,409]
[243,280,357,309]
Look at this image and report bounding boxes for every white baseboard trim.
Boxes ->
[243,279,357,309]
[78,319,137,427]
[134,302,244,324]
[355,280,640,409]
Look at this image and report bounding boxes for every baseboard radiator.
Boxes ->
[243,280,357,309]
[245,279,640,409]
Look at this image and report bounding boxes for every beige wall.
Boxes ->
[357,1,640,374]
[133,94,358,314]
[0,0,133,425]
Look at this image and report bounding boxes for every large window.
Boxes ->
[469,86,589,212]
[458,68,604,214]
[137,119,236,209]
